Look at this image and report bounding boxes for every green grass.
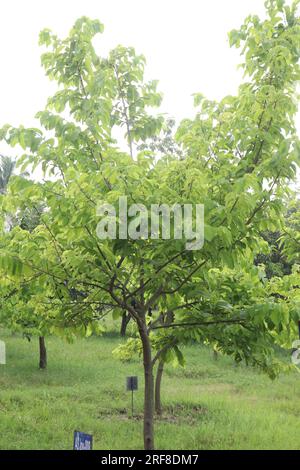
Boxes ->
[0,328,299,450]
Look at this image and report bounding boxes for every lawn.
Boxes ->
[0,328,299,450]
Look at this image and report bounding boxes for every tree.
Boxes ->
[114,261,300,416]
[0,275,49,369]
[253,193,300,360]
[0,155,15,194]
[0,166,48,369]
[0,156,16,233]
[255,229,292,278]
[0,0,300,449]
[255,191,300,278]
[281,195,300,264]
[137,118,183,159]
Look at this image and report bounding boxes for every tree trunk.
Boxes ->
[213,349,218,361]
[139,325,154,450]
[155,360,164,416]
[120,312,131,337]
[39,336,47,369]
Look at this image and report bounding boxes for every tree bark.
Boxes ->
[120,312,131,337]
[155,360,164,416]
[39,336,47,369]
[139,325,155,450]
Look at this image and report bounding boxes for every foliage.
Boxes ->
[0,155,15,194]
[281,196,300,264]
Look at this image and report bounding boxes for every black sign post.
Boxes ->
[126,376,138,416]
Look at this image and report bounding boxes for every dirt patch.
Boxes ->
[97,403,209,424]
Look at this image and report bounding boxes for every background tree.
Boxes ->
[0,155,15,194]
[253,193,300,352]
[281,196,300,264]
[0,162,48,368]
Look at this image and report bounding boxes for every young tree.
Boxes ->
[0,274,49,369]
[0,166,49,368]
[115,261,300,416]
[0,0,300,449]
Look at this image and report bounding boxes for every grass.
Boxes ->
[0,327,300,450]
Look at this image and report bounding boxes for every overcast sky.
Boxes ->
[0,0,299,161]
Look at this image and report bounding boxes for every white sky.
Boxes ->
[0,0,299,171]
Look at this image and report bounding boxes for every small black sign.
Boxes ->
[126,376,138,391]
[73,431,93,450]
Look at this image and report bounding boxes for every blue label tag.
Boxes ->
[73,431,93,450]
